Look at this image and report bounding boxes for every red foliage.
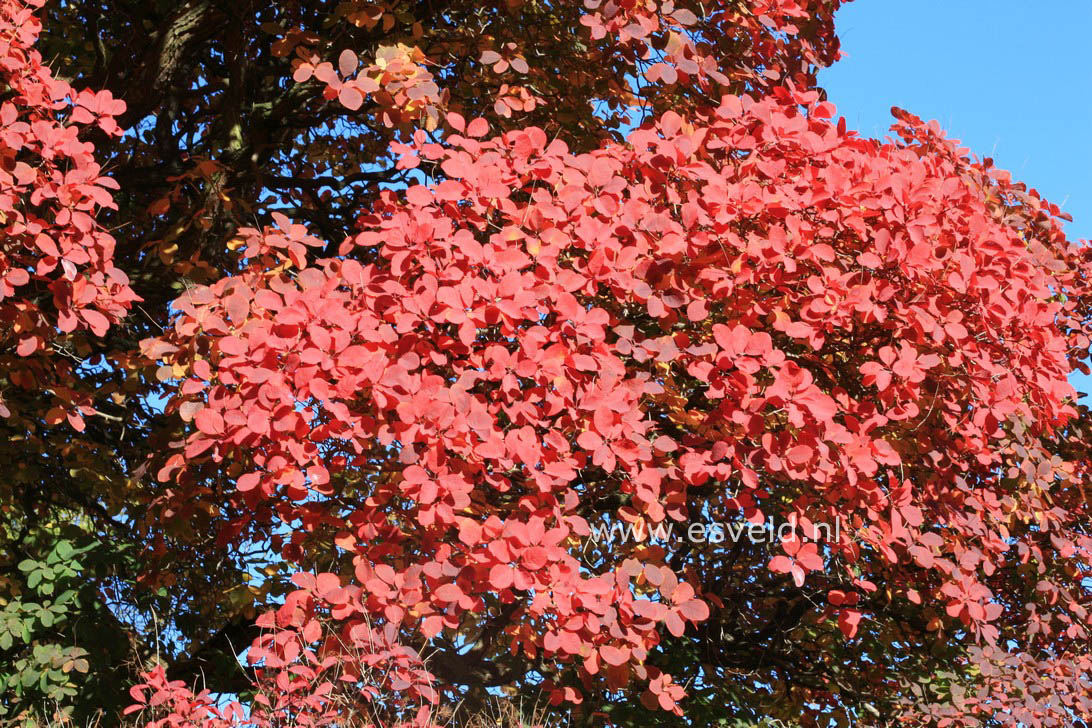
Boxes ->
[142,78,1092,724]
[0,0,136,424]
[5,0,1087,724]
[124,666,245,728]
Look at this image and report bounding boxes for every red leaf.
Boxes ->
[838,609,862,639]
[446,112,466,132]
[664,611,685,637]
[421,615,444,638]
[434,583,463,603]
[672,8,698,25]
[466,117,490,138]
[226,293,249,323]
[237,472,262,492]
[338,49,358,77]
[316,572,341,598]
[488,564,514,590]
[35,233,59,257]
[588,158,614,188]
[797,389,837,420]
[522,546,548,570]
[768,555,793,574]
[786,444,812,465]
[16,337,37,356]
[600,645,630,666]
[82,309,110,336]
[339,85,364,110]
[795,543,824,572]
[194,408,225,435]
[577,430,603,450]
[679,599,709,622]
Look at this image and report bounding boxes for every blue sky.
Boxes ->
[819,0,1092,242]
[818,0,1092,397]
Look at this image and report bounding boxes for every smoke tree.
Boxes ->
[3,0,1092,726]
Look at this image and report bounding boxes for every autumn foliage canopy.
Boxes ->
[2,0,1092,726]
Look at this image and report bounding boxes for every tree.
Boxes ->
[3,0,1092,726]
[0,2,145,723]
